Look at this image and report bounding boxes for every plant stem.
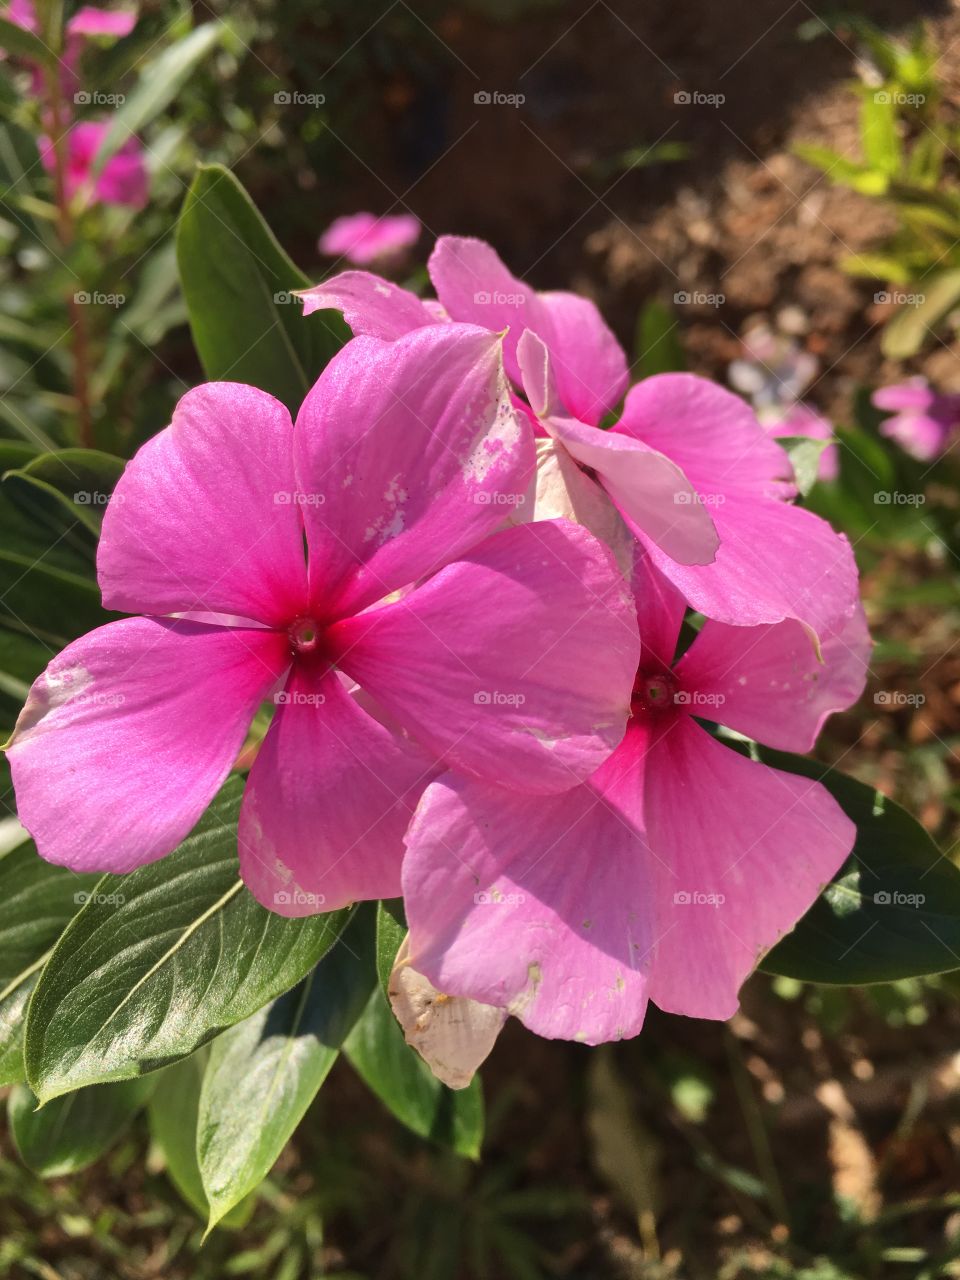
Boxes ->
[43,56,93,448]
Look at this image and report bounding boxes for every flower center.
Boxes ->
[288,616,322,656]
[631,669,678,717]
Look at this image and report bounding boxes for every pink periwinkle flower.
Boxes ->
[3,3,135,98]
[401,547,870,1044]
[6,326,640,914]
[319,212,421,267]
[872,377,960,461]
[298,237,860,647]
[39,119,148,208]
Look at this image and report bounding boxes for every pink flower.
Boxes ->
[298,235,629,426]
[6,326,640,914]
[872,377,960,461]
[518,330,859,644]
[39,120,148,208]
[401,550,869,1044]
[319,212,421,266]
[2,3,135,98]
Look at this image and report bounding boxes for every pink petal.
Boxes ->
[536,289,628,424]
[541,411,718,567]
[640,496,862,641]
[318,212,420,264]
[294,324,533,617]
[296,270,437,339]
[429,236,627,424]
[515,330,718,567]
[644,716,854,1019]
[66,6,136,37]
[631,549,687,670]
[329,519,639,793]
[402,746,654,1044]
[616,373,796,502]
[6,619,289,873]
[95,138,148,209]
[98,382,308,627]
[238,665,435,915]
[674,605,871,752]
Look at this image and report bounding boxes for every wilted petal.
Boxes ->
[389,937,507,1089]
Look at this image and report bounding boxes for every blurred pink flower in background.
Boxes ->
[872,377,960,461]
[319,211,421,266]
[2,2,135,98]
[729,320,838,482]
[39,119,148,208]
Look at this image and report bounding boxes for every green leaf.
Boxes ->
[148,1052,254,1227]
[0,16,56,67]
[859,93,901,175]
[634,300,685,378]
[344,988,484,1159]
[5,448,125,534]
[794,143,890,195]
[757,747,960,983]
[881,268,960,358]
[0,476,109,644]
[93,23,226,175]
[376,897,406,996]
[776,435,832,496]
[197,909,376,1229]
[24,778,353,1102]
[9,1076,155,1177]
[0,839,99,1087]
[176,164,348,411]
